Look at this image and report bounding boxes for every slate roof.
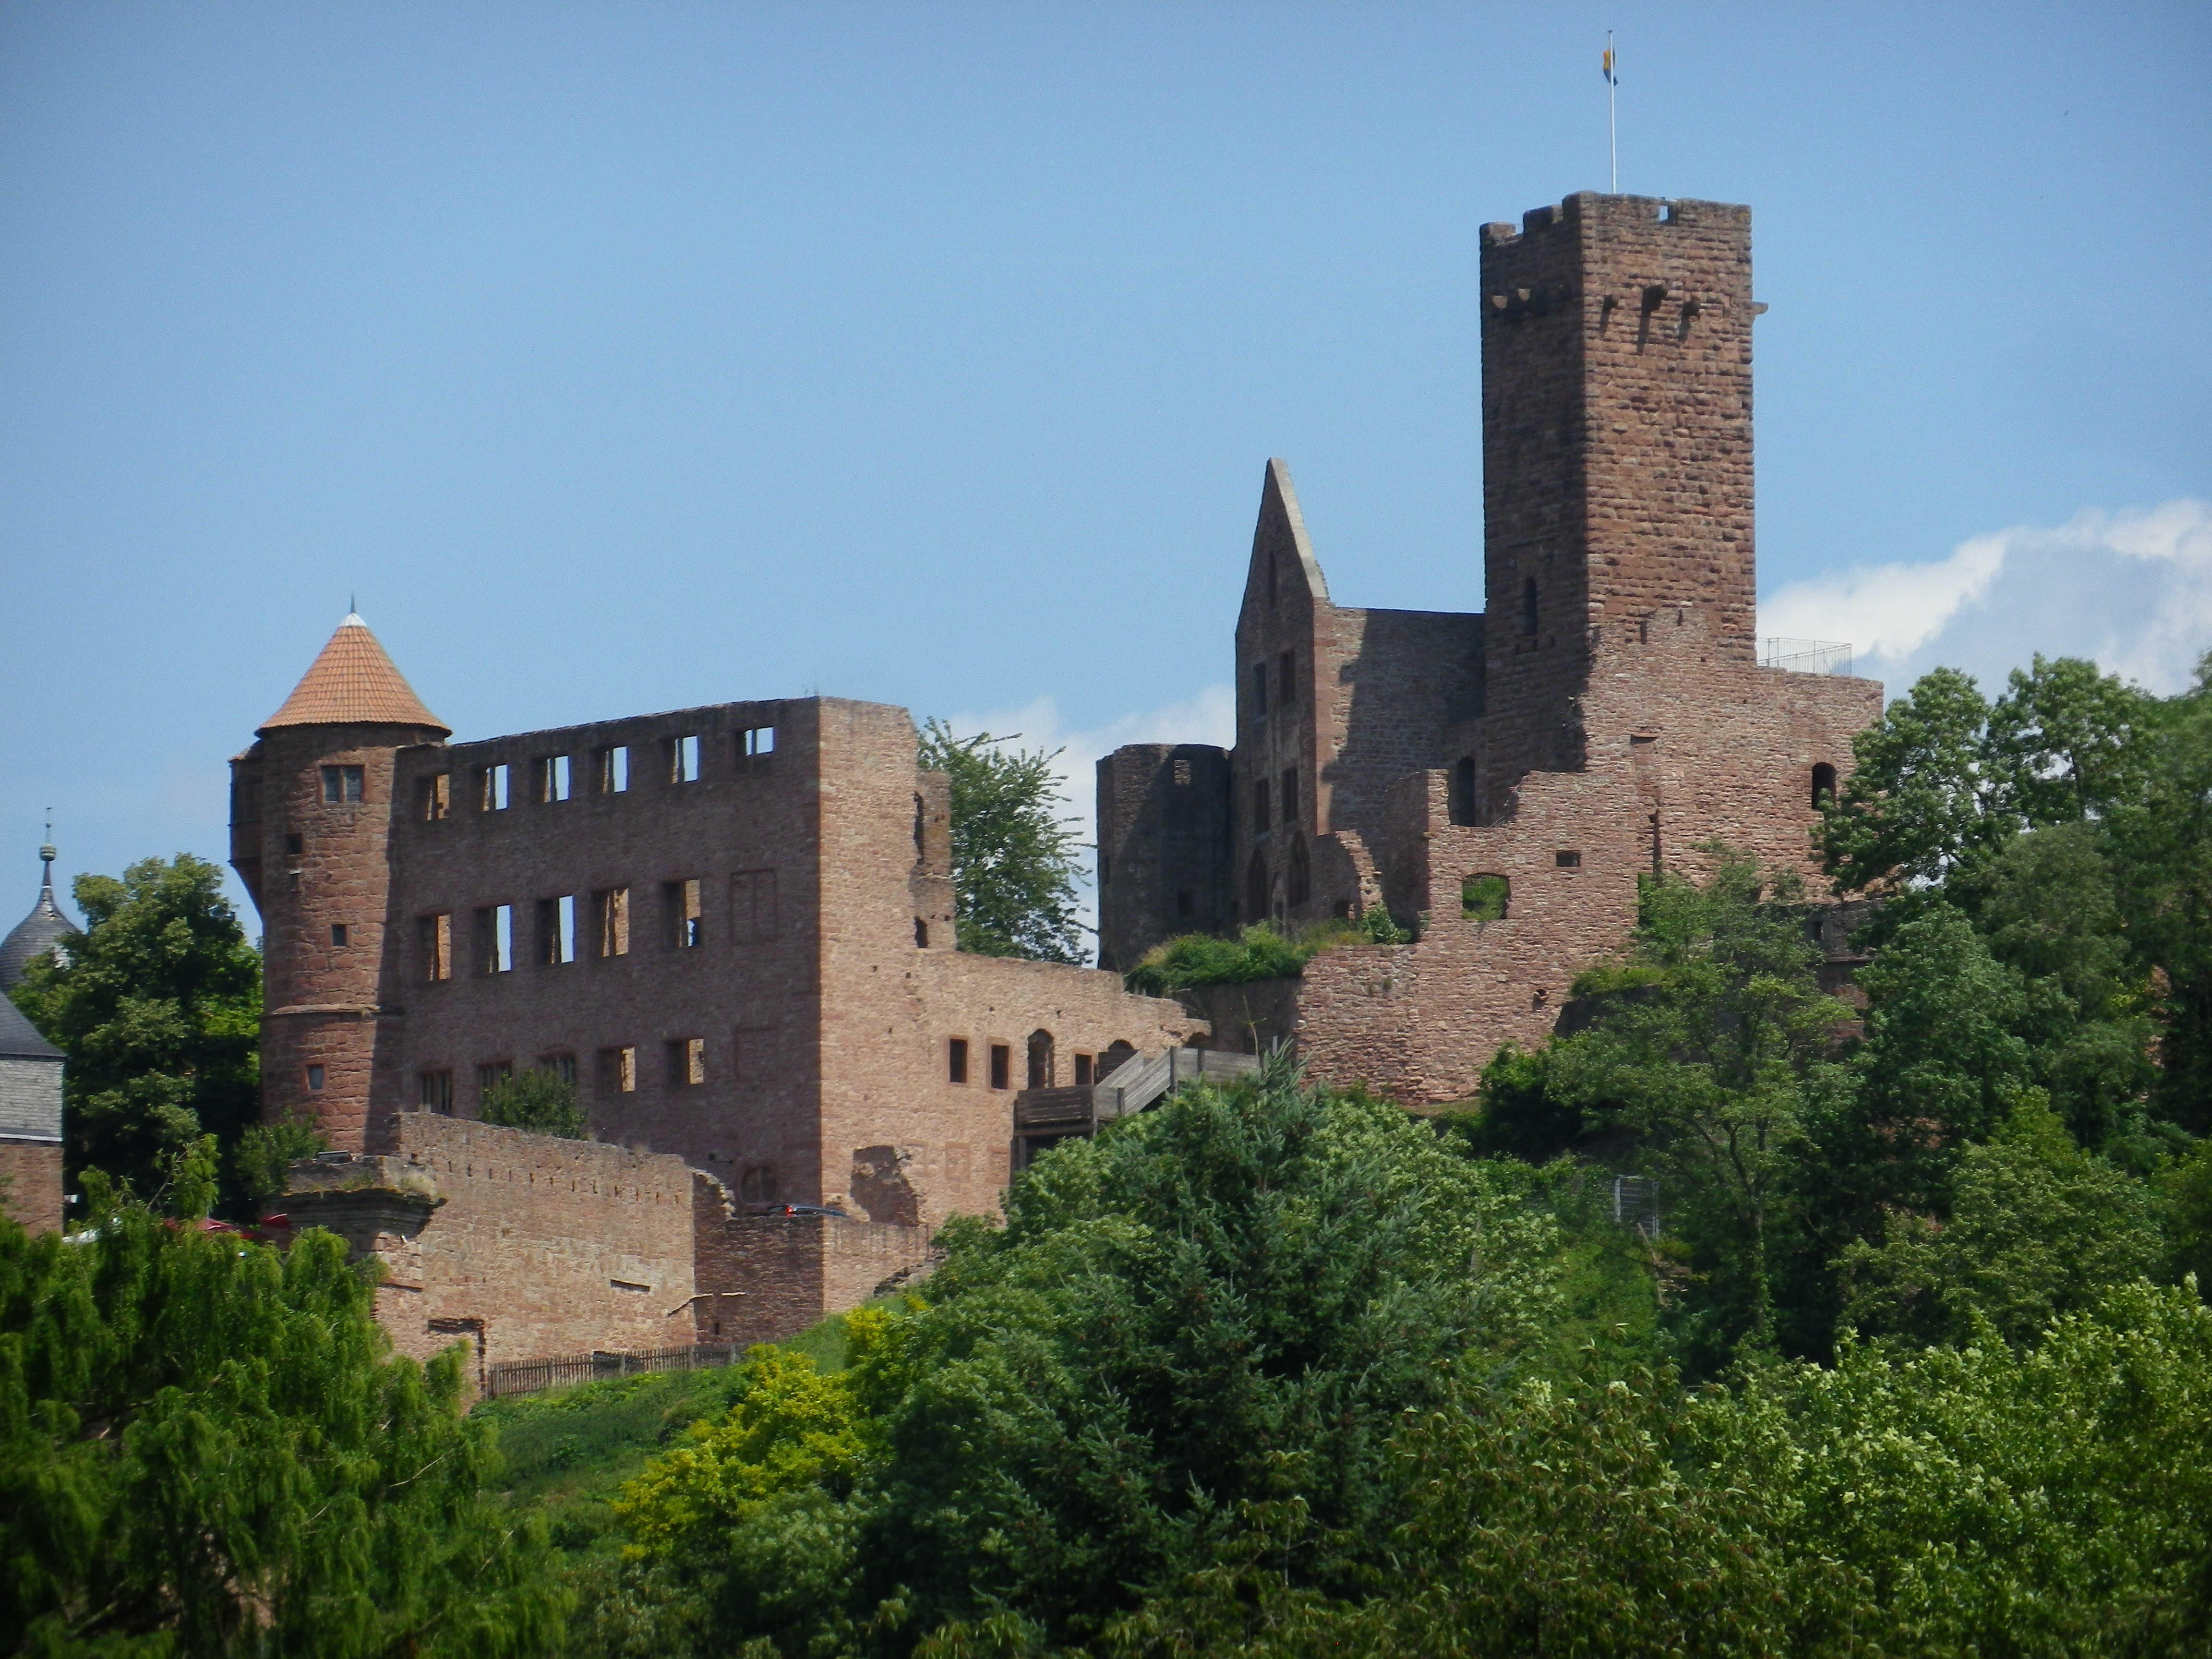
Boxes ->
[1,861,82,988]
[258,613,449,737]
[0,994,61,1062]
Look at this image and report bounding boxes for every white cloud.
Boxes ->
[1760,499,2212,697]
[941,685,1235,954]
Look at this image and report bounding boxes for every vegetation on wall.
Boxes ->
[1123,906,1408,996]
[483,1066,590,1139]
[918,719,1086,965]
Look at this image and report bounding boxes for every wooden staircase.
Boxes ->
[1012,1047,1261,1169]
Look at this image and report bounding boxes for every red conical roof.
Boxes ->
[258,613,449,737]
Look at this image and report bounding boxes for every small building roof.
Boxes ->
[0,993,61,1062]
[1,841,84,989]
[258,613,450,737]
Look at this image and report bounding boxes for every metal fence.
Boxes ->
[1759,637,1854,676]
[485,1341,743,1399]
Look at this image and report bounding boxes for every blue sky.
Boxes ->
[3,1,2208,940]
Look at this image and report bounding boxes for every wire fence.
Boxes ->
[1759,637,1854,676]
[485,1341,743,1399]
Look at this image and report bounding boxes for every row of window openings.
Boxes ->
[418,875,774,980]
[416,728,775,821]
[945,1034,1131,1092]
[411,1039,708,1107]
[1248,651,1298,719]
[1251,768,1298,832]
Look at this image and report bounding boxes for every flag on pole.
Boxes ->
[1602,43,1616,84]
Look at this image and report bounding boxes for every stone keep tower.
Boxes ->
[1479,193,1756,797]
[230,614,449,1152]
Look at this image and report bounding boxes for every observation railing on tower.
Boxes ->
[1759,638,1854,676]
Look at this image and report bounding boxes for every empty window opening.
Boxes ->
[419,1070,454,1114]
[598,1046,637,1096]
[1463,873,1511,922]
[989,1043,1011,1091]
[666,878,704,948]
[1811,762,1838,809]
[1176,889,1195,918]
[914,793,927,859]
[741,725,776,758]
[914,917,929,948]
[1246,851,1270,924]
[330,923,349,948]
[1451,757,1478,826]
[597,745,629,794]
[1101,1039,1136,1080]
[477,1060,513,1100]
[420,773,450,821]
[1253,779,1271,832]
[1026,1030,1055,1090]
[1521,577,1540,636]
[1172,757,1192,786]
[1278,650,1297,706]
[420,914,452,982]
[286,833,305,856]
[730,869,778,943]
[322,765,365,805]
[476,904,513,974]
[539,754,572,804]
[948,1037,970,1084]
[541,1052,578,1088]
[671,734,700,783]
[1251,662,1269,718]
[740,1165,779,1205]
[306,1064,325,1093]
[1074,1053,1094,1087]
[1279,767,1299,827]
[596,888,630,957]
[1287,835,1311,907]
[539,894,577,964]
[1555,850,1582,869]
[666,1036,706,1088]
[479,764,510,812]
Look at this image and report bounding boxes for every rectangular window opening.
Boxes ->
[1074,1053,1094,1087]
[420,914,452,983]
[597,745,630,794]
[671,734,701,783]
[420,773,451,821]
[479,764,510,812]
[667,1037,706,1088]
[596,888,630,957]
[1278,649,1296,705]
[666,878,703,948]
[1280,767,1299,827]
[539,895,577,965]
[330,923,349,948]
[1253,779,1271,832]
[541,1051,578,1088]
[321,765,365,805]
[1250,662,1269,718]
[539,754,572,804]
[948,1037,969,1085]
[478,1060,513,1100]
[476,904,513,974]
[598,1046,637,1096]
[1555,850,1583,869]
[741,725,776,758]
[418,1069,454,1114]
[306,1064,325,1093]
[989,1043,1010,1091]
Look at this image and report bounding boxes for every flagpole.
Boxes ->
[1607,31,1618,193]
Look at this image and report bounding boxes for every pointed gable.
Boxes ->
[1244,457,1330,616]
[258,614,450,737]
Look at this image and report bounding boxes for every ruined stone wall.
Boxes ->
[0,1140,63,1237]
[286,1116,698,1379]
[690,1171,933,1344]
[1095,743,1234,971]
[384,698,823,1200]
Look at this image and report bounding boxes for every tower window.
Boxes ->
[286,834,304,855]
[321,765,365,804]
[1811,763,1838,809]
[1451,757,1477,826]
[670,734,700,784]
[1251,662,1269,718]
[1521,577,1540,636]
[1279,768,1299,827]
[597,745,630,794]
[1555,850,1582,869]
[330,923,349,948]
[1252,779,1271,832]
[1278,650,1297,705]
[306,1064,325,1093]
[949,1037,970,1084]
[1287,835,1311,906]
[478,764,510,812]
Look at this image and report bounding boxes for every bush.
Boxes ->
[482,1066,588,1138]
[1124,911,1409,996]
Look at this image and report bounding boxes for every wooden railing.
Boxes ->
[484,1341,742,1399]
[1012,1047,1261,1166]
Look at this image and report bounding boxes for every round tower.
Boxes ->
[231,613,448,1153]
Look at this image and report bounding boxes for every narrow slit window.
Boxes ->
[418,1070,454,1113]
[1278,649,1296,705]
[1811,762,1838,809]
[666,878,703,948]
[1451,757,1477,826]
[1250,662,1269,718]
[598,745,630,794]
[1521,577,1540,636]
[989,1043,1010,1091]
[1279,767,1299,827]
[671,734,700,783]
[539,755,572,803]
[476,904,513,974]
[1074,1054,1094,1087]
[330,923,349,947]
[420,914,452,982]
[538,895,577,964]
[321,765,365,804]
[948,1037,969,1084]
[1252,779,1271,832]
[479,764,510,812]
[596,888,630,957]
[598,1046,637,1096]
[420,773,450,821]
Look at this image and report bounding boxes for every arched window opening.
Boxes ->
[1100,1040,1136,1082]
[1246,851,1271,926]
[1026,1029,1055,1090]
[1462,873,1510,922]
[1450,757,1477,826]
[1811,762,1838,810]
[1287,836,1311,907]
[1521,576,1540,636]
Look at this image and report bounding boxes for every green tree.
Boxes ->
[1548,855,1852,1363]
[10,854,261,1207]
[481,1066,589,1138]
[1837,1095,2164,1346]
[229,1113,329,1207]
[0,1142,568,1656]
[918,720,1084,964]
